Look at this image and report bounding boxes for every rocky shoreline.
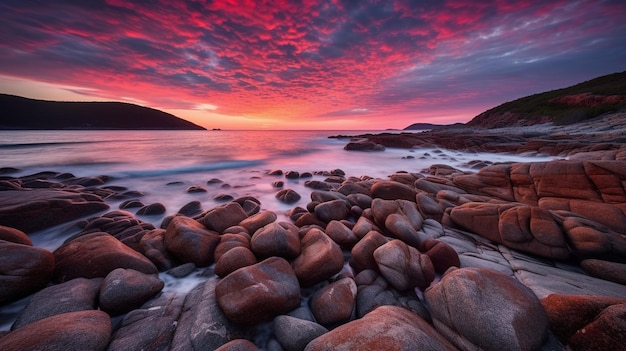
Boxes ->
[1,114,626,350]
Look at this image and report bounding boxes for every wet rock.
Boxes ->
[11,277,101,330]
[108,292,183,351]
[164,216,221,267]
[239,210,277,234]
[251,222,300,259]
[350,230,388,272]
[374,239,435,291]
[119,199,144,209]
[214,193,235,201]
[285,170,300,179]
[137,202,166,215]
[416,193,444,221]
[0,240,52,303]
[419,238,460,274]
[371,198,424,247]
[215,257,301,325]
[304,305,456,351]
[309,277,357,327]
[215,246,258,277]
[0,189,109,233]
[0,310,112,351]
[167,262,196,278]
[273,315,328,351]
[325,220,359,248]
[425,267,548,351]
[276,189,301,204]
[233,196,262,216]
[291,228,344,287]
[172,278,251,350]
[98,268,164,316]
[370,180,417,201]
[344,139,385,151]
[53,232,158,283]
[200,202,249,233]
[186,185,207,193]
[560,214,626,259]
[0,226,31,245]
[215,339,259,351]
[214,233,251,262]
[177,200,203,217]
[138,228,174,271]
[313,199,350,222]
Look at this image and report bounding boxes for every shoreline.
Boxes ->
[1,117,626,350]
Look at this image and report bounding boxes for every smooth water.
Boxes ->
[0,129,555,331]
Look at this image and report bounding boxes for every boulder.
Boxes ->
[0,240,55,304]
[370,180,417,201]
[11,277,101,330]
[250,222,300,259]
[275,189,302,204]
[325,220,359,248]
[350,230,388,272]
[239,210,277,234]
[98,268,164,315]
[371,198,424,247]
[138,228,174,270]
[164,216,221,267]
[580,259,626,285]
[374,239,435,291]
[0,225,31,245]
[419,239,460,274]
[200,202,249,233]
[304,305,456,351]
[425,267,548,351]
[273,315,328,351]
[215,257,301,325]
[215,246,258,277]
[313,199,351,222]
[291,228,344,287]
[53,232,157,283]
[344,139,385,151]
[0,310,112,351]
[309,277,357,327]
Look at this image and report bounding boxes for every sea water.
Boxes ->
[0,129,555,331]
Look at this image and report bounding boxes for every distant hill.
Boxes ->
[467,71,626,128]
[0,94,206,130]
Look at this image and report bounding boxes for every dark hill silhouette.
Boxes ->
[0,94,206,130]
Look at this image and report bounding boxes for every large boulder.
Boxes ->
[0,310,112,351]
[164,216,221,267]
[273,315,328,351]
[373,239,435,291]
[98,268,164,315]
[424,267,548,351]
[0,225,31,245]
[53,232,157,283]
[309,277,357,327]
[304,305,456,351]
[0,239,55,304]
[200,202,249,233]
[215,257,301,325]
[291,228,344,287]
[370,180,417,201]
[250,222,300,259]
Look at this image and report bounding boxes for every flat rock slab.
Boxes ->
[0,189,109,233]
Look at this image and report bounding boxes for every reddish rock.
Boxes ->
[314,199,351,222]
[164,216,221,267]
[215,257,301,325]
[0,310,112,351]
[99,268,164,316]
[214,233,250,262]
[371,198,424,247]
[138,228,174,271]
[325,220,359,248]
[374,240,435,291]
[309,277,357,327]
[370,180,417,201]
[292,228,344,287]
[238,210,277,234]
[561,215,626,258]
[275,189,301,204]
[416,193,444,221]
[419,239,460,274]
[200,202,249,233]
[350,230,388,272]
[215,339,258,351]
[215,246,258,277]
[0,240,54,304]
[580,259,626,285]
[53,232,157,283]
[251,222,300,259]
[425,267,548,351]
[0,225,32,245]
[273,315,328,351]
[304,305,456,351]
[531,161,602,201]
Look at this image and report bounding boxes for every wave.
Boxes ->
[116,160,266,178]
[0,140,101,149]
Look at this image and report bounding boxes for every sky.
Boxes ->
[1,0,625,130]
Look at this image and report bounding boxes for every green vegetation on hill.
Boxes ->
[468,71,626,128]
[0,94,206,130]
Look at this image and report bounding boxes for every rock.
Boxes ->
[214,233,251,261]
[540,294,626,347]
[0,310,112,351]
[98,268,164,315]
[177,200,203,217]
[108,292,183,351]
[119,199,145,209]
[371,198,424,247]
[561,215,626,259]
[187,185,207,193]
[291,228,344,287]
[304,305,456,351]
[0,189,110,233]
[419,238,460,274]
[416,193,444,220]
[580,259,626,284]
[164,216,221,267]
[350,230,388,272]
[313,199,350,222]
[325,220,359,248]
[309,277,357,327]
[215,246,258,277]
[567,304,626,351]
[285,170,300,179]
[53,232,158,283]
[239,210,277,234]
[250,222,300,259]
[11,277,101,330]
[0,240,55,304]
[276,189,301,204]
[374,239,435,291]
[273,315,328,351]
[137,202,166,215]
[167,262,196,278]
[370,180,417,201]
[138,228,174,270]
[215,339,258,351]
[344,139,385,151]
[425,267,548,351]
[0,225,31,245]
[215,257,301,325]
[201,202,249,233]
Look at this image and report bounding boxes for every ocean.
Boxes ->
[0,129,554,330]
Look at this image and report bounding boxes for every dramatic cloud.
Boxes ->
[0,0,624,129]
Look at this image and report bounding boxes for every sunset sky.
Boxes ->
[1,0,625,130]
